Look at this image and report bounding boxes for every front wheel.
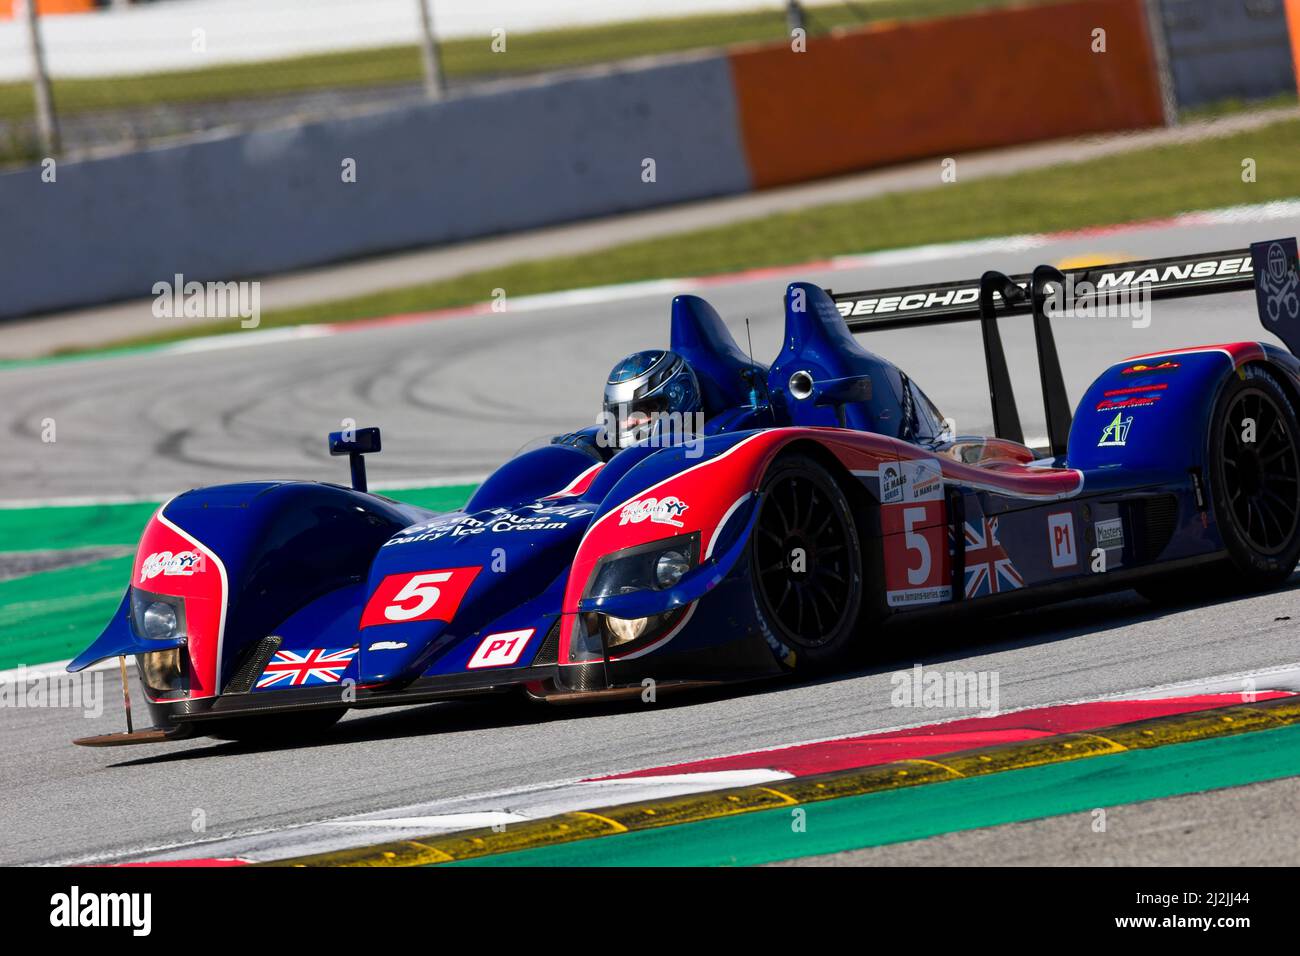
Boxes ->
[751,454,864,671]
[1208,364,1300,590]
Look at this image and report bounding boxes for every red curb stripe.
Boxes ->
[597,693,1294,779]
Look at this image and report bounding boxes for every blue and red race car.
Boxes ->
[69,237,1300,746]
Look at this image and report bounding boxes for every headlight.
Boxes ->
[138,647,188,697]
[130,588,187,643]
[130,588,190,697]
[654,550,690,589]
[585,533,700,601]
[605,612,648,646]
[570,534,700,662]
[141,601,178,640]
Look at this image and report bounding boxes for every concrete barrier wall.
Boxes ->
[0,55,751,319]
[1156,0,1297,110]
[727,0,1166,189]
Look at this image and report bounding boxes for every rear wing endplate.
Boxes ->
[828,239,1300,456]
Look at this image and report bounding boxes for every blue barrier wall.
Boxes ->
[1157,0,1297,109]
[0,54,750,320]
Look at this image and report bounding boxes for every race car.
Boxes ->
[68,236,1300,746]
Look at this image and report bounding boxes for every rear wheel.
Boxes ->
[751,454,864,670]
[201,707,346,743]
[1209,365,1300,589]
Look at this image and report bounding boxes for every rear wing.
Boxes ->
[827,239,1300,456]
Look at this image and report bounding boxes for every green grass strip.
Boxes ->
[96,117,1300,352]
[0,554,133,669]
[450,721,1300,866]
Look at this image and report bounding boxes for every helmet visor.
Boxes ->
[603,396,671,448]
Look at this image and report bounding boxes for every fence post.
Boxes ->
[416,0,446,100]
[21,0,61,156]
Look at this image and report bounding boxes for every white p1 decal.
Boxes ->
[1047,512,1077,568]
[467,628,535,669]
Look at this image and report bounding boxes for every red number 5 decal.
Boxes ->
[360,566,481,628]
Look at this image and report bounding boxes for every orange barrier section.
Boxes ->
[0,0,93,18]
[728,0,1165,189]
[1288,0,1300,95]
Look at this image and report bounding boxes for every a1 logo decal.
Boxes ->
[360,566,481,628]
[467,628,535,669]
[1047,512,1077,568]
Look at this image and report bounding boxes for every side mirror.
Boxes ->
[787,371,872,428]
[813,374,872,409]
[328,426,381,493]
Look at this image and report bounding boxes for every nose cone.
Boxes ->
[357,503,592,683]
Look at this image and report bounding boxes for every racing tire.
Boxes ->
[750,454,864,671]
[200,707,347,743]
[1206,364,1300,590]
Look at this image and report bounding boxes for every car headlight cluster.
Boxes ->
[130,587,190,697]
[570,533,699,662]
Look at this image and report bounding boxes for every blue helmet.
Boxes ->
[602,350,701,448]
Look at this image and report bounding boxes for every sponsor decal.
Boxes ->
[960,516,1024,598]
[881,458,942,505]
[467,628,535,669]
[619,495,689,528]
[836,287,981,317]
[834,254,1254,320]
[1252,239,1300,325]
[360,566,482,628]
[383,504,593,546]
[139,550,202,583]
[1095,517,1124,551]
[255,647,358,689]
[367,640,408,651]
[1096,394,1161,411]
[880,464,906,504]
[1121,360,1179,375]
[1095,256,1251,290]
[904,458,943,502]
[1103,384,1167,397]
[1047,512,1077,568]
[1097,412,1133,447]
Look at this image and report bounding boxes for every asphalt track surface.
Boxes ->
[2,214,1300,864]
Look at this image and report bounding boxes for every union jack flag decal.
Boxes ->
[959,516,1024,598]
[255,647,359,690]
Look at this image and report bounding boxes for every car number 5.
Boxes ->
[384,571,453,622]
[903,507,931,585]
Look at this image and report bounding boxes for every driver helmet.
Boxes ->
[602,350,701,448]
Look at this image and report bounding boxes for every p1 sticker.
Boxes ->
[467,629,535,669]
[1047,512,1077,568]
